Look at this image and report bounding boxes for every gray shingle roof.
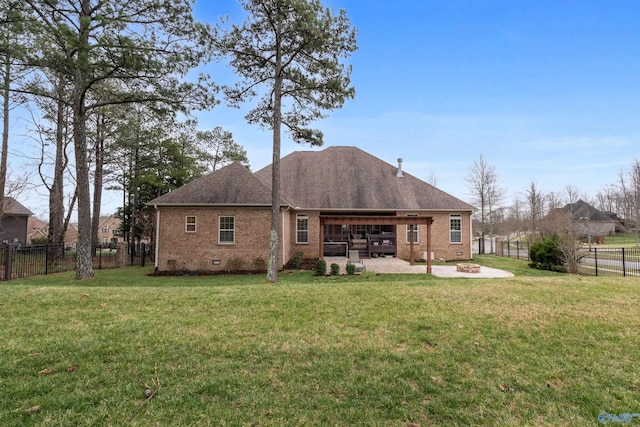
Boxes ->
[148,162,281,206]
[255,146,473,211]
[1,197,33,216]
[148,146,473,212]
[559,199,616,222]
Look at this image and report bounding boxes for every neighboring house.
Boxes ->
[97,215,123,246]
[27,220,79,247]
[0,197,33,244]
[148,146,475,273]
[546,199,616,237]
[28,214,122,247]
[27,217,49,243]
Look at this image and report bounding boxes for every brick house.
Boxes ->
[544,199,617,238]
[96,215,123,246]
[148,146,475,273]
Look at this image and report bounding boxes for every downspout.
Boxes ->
[469,212,473,260]
[281,207,286,268]
[154,207,160,270]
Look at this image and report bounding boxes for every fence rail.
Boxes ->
[497,240,530,261]
[1,243,149,281]
[577,247,640,277]
[496,240,640,277]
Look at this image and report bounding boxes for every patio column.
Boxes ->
[409,224,415,265]
[319,218,325,260]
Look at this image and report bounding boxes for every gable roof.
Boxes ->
[148,161,284,206]
[255,146,473,211]
[557,199,616,223]
[1,197,33,216]
[28,216,48,232]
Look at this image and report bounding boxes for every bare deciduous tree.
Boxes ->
[525,181,545,243]
[466,154,506,254]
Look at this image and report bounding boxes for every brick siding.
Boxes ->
[156,207,277,272]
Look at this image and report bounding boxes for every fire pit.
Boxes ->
[456,263,481,273]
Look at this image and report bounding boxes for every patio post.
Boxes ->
[409,224,415,265]
[319,218,324,260]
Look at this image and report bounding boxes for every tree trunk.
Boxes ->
[91,113,104,248]
[267,38,283,283]
[72,0,94,280]
[0,56,9,202]
[49,74,66,245]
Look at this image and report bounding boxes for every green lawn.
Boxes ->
[1,260,638,426]
[603,234,640,248]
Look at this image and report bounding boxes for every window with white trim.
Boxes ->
[405,214,419,243]
[296,214,309,243]
[185,216,196,233]
[102,226,109,234]
[405,224,419,243]
[450,214,462,243]
[102,237,109,245]
[219,216,235,244]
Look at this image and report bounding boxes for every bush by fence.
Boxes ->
[497,239,639,277]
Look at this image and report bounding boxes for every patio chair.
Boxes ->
[348,250,366,272]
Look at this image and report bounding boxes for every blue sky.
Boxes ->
[193,0,640,207]
[12,0,640,219]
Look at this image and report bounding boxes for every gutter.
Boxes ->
[154,206,160,270]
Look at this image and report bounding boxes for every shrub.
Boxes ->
[253,257,267,271]
[346,263,356,275]
[361,270,376,278]
[315,260,327,276]
[330,263,340,275]
[225,257,245,272]
[529,234,564,271]
[290,252,303,268]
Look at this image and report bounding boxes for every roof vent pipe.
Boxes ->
[396,158,404,177]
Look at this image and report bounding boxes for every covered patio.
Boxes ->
[319,215,434,273]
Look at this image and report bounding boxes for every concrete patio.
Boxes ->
[324,256,514,278]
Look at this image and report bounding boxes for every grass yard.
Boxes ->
[603,234,640,248]
[1,258,639,426]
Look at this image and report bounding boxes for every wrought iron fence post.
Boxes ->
[622,247,626,277]
[594,248,598,276]
[4,244,13,281]
[140,243,146,267]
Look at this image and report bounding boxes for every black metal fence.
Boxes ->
[577,247,640,277]
[496,240,640,277]
[497,240,530,260]
[1,243,149,281]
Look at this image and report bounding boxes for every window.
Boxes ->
[102,226,109,234]
[405,224,419,243]
[219,216,235,244]
[102,237,109,245]
[296,214,309,243]
[185,216,196,233]
[405,214,419,243]
[450,214,462,243]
